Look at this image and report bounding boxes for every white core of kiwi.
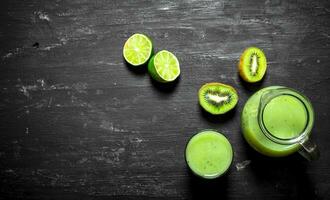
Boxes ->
[250,54,258,75]
[206,93,230,104]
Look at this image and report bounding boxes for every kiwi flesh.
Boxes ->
[199,82,239,115]
[239,47,267,83]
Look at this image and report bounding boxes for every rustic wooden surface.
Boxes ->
[1,0,330,199]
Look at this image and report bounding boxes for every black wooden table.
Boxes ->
[1,0,330,199]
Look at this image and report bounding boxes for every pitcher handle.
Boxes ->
[298,136,320,161]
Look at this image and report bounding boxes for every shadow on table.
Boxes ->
[149,75,180,94]
[239,132,317,199]
[238,73,266,93]
[186,167,229,200]
[124,58,148,76]
[198,103,237,124]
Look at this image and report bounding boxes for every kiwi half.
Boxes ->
[239,47,267,83]
[199,82,238,115]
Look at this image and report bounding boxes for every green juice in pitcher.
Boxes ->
[241,86,313,157]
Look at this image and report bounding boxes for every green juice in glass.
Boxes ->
[185,130,233,179]
[241,86,312,157]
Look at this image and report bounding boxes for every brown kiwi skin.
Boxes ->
[238,47,265,83]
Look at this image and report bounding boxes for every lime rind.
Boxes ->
[123,33,153,66]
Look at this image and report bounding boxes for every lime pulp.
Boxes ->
[123,33,153,66]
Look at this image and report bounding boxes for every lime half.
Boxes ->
[148,50,180,83]
[123,33,153,66]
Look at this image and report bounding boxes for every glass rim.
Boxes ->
[257,87,314,145]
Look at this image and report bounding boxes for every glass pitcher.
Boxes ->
[241,86,319,160]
